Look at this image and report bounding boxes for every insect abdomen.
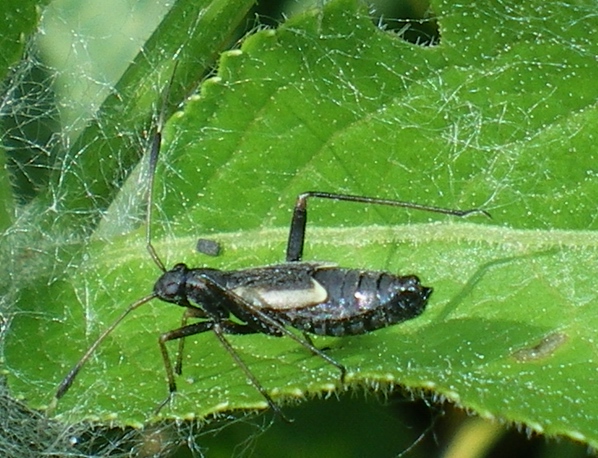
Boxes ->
[275,269,432,337]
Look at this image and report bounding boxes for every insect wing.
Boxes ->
[224,263,334,310]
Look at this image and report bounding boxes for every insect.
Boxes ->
[53,83,489,421]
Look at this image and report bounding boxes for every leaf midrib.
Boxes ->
[95,223,596,267]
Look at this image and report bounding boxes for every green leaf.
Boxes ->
[0,147,13,232]
[0,0,43,77]
[3,0,598,452]
[0,0,49,229]
[36,0,257,232]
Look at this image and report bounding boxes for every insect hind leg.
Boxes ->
[285,191,490,262]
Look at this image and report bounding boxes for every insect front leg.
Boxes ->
[157,320,214,412]
[157,317,290,419]
[157,318,260,404]
[175,306,209,376]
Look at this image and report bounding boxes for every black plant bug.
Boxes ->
[53,76,490,421]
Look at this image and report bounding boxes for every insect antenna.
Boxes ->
[145,123,166,272]
[145,65,178,273]
[54,293,156,400]
[52,67,177,406]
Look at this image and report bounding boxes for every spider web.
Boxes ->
[1,1,447,456]
[1,0,597,456]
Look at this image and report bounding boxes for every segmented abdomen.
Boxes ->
[272,268,432,336]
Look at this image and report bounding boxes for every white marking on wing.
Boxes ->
[233,279,328,310]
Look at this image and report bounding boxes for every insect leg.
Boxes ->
[155,319,218,413]
[175,307,209,376]
[158,318,290,419]
[191,276,347,382]
[286,191,490,262]
[302,332,314,347]
[214,321,292,422]
[158,320,215,399]
[250,307,347,382]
